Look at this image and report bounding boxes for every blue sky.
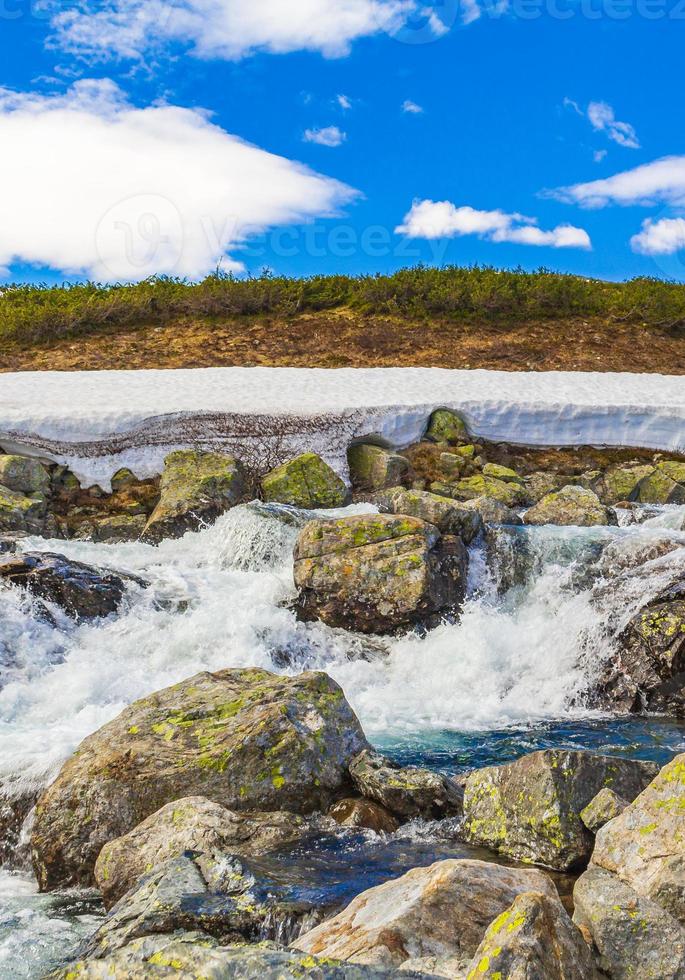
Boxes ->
[1,0,684,284]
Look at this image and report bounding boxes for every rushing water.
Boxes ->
[1,501,684,976]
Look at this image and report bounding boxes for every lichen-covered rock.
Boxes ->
[95,797,310,908]
[425,409,469,444]
[463,750,658,871]
[349,749,463,821]
[524,486,616,528]
[0,455,50,495]
[293,859,557,971]
[481,462,521,483]
[463,495,523,526]
[83,851,325,960]
[590,753,685,922]
[432,475,529,508]
[636,461,685,505]
[373,487,482,543]
[142,450,244,543]
[464,890,596,980]
[0,552,144,621]
[573,867,685,980]
[0,485,47,534]
[580,788,630,834]
[523,471,566,503]
[49,934,407,979]
[328,798,399,834]
[348,445,409,492]
[262,453,347,509]
[439,452,467,479]
[294,514,467,634]
[91,514,147,543]
[594,464,656,505]
[31,668,368,890]
[110,468,138,493]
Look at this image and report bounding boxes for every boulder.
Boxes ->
[262,453,347,509]
[594,464,655,506]
[573,867,685,980]
[464,890,596,980]
[463,495,523,526]
[293,514,467,635]
[580,787,630,834]
[636,461,685,505]
[432,475,529,508]
[31,668,368,890]
[590,752,685,922]
[0,552,144,621]
[142,450,244,543]
[524,486,616,528]
[328,798,399,834]
[0,485,47,534]
[349,749,463,821]
[90,514,147,544]
[481,462,521,483]
[425,409,469,444]
[0,455,50,495]
[110,468,138,493]
[347,445,409,492]
[439,452,467,479]
[524,471,566,503]
[463,750,658,871]
[95,797,310,908]
[373,486,482,543]
[293,859,557,971]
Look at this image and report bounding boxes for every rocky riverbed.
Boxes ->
[0,408,684,978]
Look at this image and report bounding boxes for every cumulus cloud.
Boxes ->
[553,156,685,208]
[51,0,420,61]
[0,80,358,282]
[402,100,423,114]
[395,200,591,249]
[631,217,685,256]
[303,125,347,147]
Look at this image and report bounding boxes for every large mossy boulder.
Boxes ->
[349,749,462,821]
[524,485,615,528]
[0,455,50,495]
[31,668,368,890]
[293,514,467,634]
[293,859,557,972]
[347,445,408,492]
[463,750,658,871]
[0,485,48,534]
[594,463,655,505]
[142,450,244,543]
[425,409,469,444]
[95,797,310,908]
[0,552,144,621]
[262,453,348,509]
[636,461,685,505]
[432,474,529,508]
[465,890,595,980]
[373,486,482,544]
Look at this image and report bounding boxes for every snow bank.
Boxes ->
[0,367,683,487]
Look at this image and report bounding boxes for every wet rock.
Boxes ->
[0,552,145,621]
[293,514,467,635]
[83,851,324,960]
[425,409,469,444]
[465,889,596,980]
[524,486,616,528]
[95,797,311,908]
[580,787,630,834]
[293,858,557,971]
[328,798,399,834]
[373,486,483,543]
[349,749,463,821]
[142,450,244,543]
[348,445,409,492]
[594,464,655,506]
[573,866,685,980]
[591,752,685,922]
[0,485,47,534]
[432,475,529,508]
[262,453,348,509]
[0,790,36,866]
[0,455,50,495]
[463,750,658,871]
[31,668,368,890]
[482,525,532,594]
[463,495,523,526]
[597,535,681,577]
[91,514,147,543]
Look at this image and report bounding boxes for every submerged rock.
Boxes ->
[328,798,399,834]
[293,514,467,635]
[425,409,469,444]
[31,668,368,890]
[524,485,615,528]
[373,486,482,543]
[463,750,658,871]
[293,858,557,971]
[142,450,244,543]
[348,444,409,491]
[95,797,310,908]
[464,889,595,980]
[0,552,144,621]
[349,749,463,821]
[262,453,348,509]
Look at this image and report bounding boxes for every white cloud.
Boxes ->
[593,149,607,164]
[337,94,352,110]
[553,156,685,208]
[631,217,685,256]
[587,101,640,149]
[402,100,423,114]
[303,125,347,147]
[51,0,421,61]
[395,199,591,249]
[0,80,358,282]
